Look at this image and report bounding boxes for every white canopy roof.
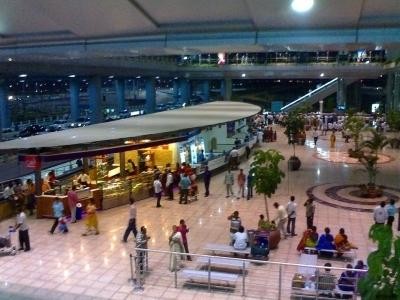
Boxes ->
[0,101,261,151]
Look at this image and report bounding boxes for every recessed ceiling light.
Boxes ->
[68,74,76,78]
[136,76,141,79]
[291,0,314,13]
[18,74,27,78]
[320,73,325,77]
[241,73,246,78]
[7,58,13,62]
[108,75,114,79]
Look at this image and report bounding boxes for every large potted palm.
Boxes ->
[283,109,305,171]
[358,224,400,299]
[358,128,389,198]
[250,149,285,249]
[344,114,365,158]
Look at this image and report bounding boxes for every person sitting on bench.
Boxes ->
[316,227,336,257]
[334,228,358,256]
[233,226,248,250]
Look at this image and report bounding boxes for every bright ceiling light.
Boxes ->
[320,73,325,77]
[18,74,27,78]
[68,74,76,78]
[291,0,314,13]
[241,73,246,78]
[7,58,13,62]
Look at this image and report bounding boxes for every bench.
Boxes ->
[197,256,249,270]
[304,247,356,261]
[204,243,251,256]
[181,269,239,285]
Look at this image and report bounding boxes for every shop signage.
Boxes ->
[23,155,42,170]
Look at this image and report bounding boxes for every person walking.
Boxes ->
[224,169,234,198]
[286,196,297,236]
[177,219,191,261]
[273,202,288,239]
[374,201,388,225]
[304,198,315,229]
[67,185,78,223]
[82,199,99,235]
[312,128,319,146]
[166,169,174,200]
[153,175,162,208]
[122,198,137,242]
[203,166,211,197]
[49,197,64,234]
[246,172,253,200]
[330,131,336,148]
[15,207,30,252]
[386,199,397,228]
[179,173,191,204]
[236,169,246,199]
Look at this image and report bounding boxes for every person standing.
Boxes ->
[246,172,253,200]
[24,179,36,216]
[286,196,297,236]
[67,185,78,223]
[179,173,191,204]
[304,198,315,229]
[50,197,64,234]
[82,199,99,235]
[386,199,397,228]
[15,207,30,252]
[374,201,388,225]
[227,211,241,243]
[166,169,174,200]
[236,169,246,199]
[273,202,288,239]
[312,128,319,146]
[329,131,336,148]
[122,198,137,242]
[136,226,150,275]
[245,144,251,159]
[153,175,162,208]
[168,225,185,272]
[203,166,211,197]
[177,219,191,261]
[224,169,234,198]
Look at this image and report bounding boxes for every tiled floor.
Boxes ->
[0,126,399,299]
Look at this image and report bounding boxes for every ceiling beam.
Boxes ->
[127,0,160,28]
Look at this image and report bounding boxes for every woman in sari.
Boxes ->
[169,225,185,272]
[334,228,358,255]
[297,226,319,252]
[82,199,99,236]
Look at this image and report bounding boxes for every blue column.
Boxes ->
[179,79,190,104]
[69,79,80,122]
[386,73,394,111]
[115,79,126,113]
[394,72,400,111]
[145,78,156,114]
[336,78,346,109]
[0,83,11,129]
[202,80,210,102]
[223,78,232,100]
[88,76,103,124]
[220,79,225,98]
[173,80,179,103]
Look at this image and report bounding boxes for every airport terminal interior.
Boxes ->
[0,1,399,299]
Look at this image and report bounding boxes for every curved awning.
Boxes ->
[0,101,261,151]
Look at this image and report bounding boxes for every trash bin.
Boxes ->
[76,203,83,220]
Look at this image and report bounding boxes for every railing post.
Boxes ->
[207,257,211,292]
[174,255,178,288]
[278,265,282,300]
[128,253,134,283]
[242,260,246,297]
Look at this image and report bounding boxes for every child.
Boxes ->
[58,216,69,234]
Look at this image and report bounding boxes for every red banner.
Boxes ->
[24,155,41,170]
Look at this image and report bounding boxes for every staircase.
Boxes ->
[281,78,340,112]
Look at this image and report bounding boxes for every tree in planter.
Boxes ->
[250,149,285,220]
[344,114,366,157]
[358,224,400,300]
[283,109,305,171]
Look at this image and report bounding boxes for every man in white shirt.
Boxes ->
[233,226,248,250]
[273,202,288,239]
[374,201,388,225]
[153,175,162,208]
[166,170,174,200]
[122,198,137,242]
[286,196,297,236]
[15,208,30,252]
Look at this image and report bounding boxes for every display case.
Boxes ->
[101,181,130,210]
[130,171,154,201]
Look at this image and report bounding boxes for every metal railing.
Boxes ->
[128,248,366,299]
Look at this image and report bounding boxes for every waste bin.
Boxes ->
[76,203,83,220]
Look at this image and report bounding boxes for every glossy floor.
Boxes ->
[0,126,399,300]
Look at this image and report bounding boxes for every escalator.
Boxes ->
[281,78,340,112]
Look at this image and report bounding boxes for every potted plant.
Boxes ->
[344,114,366,158]
[358,224,400,299]
[358,128,389,198]
[283,109,305,171]
[250,149,285,221]
[387,110,400,149]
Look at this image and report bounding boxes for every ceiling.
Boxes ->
[0,0,399,78]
